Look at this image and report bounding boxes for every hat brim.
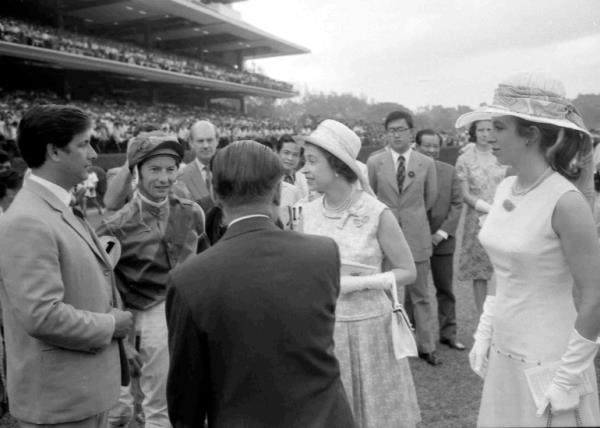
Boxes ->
[146,140,185,161]
[455,106,591,141]
[294,134,372,193]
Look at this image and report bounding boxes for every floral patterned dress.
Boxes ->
[455,146,507,281]
[301,190,421,428]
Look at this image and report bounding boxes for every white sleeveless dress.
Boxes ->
[301,191,421,428]
[477,172,600,427]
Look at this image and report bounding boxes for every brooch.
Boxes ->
[502,199,515,212]
[408,171,415,178]
[352,215,369,228]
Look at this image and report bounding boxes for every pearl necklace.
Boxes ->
[323,192,354,213]
[503,167,553,212]
[511,167,553,196]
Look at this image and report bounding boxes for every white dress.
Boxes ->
[301,191,420,428]
[477,172,600,427]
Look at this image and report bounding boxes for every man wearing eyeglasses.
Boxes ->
[367,110,440,365]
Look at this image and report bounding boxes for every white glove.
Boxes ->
[469,295,495,378]
[340,271,396,294]
[536,329,599,417]
[475,199,491,213]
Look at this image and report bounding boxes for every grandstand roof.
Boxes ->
[59,0,309,60]
[0,41,297,98]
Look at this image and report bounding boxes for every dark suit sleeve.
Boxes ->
[166,281,208,428]
[439,168,463,236]
[424,158,438,211]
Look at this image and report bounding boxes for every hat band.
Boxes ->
[492,84,586,129]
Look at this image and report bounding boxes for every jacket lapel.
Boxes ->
[25,180,110,267]
[403,152,422,192]
[190,161,208,197]
[381,151,400,195]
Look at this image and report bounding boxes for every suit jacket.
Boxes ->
[166,217,355,428]
[179,160,215,212]
[367,148,438,262]
[429,160,463,255]
[0,179,121,424]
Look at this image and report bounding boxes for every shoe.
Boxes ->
[418,351,442,366]
[440,338,466,350]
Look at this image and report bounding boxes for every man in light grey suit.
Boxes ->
[178,120,218,212]
[367,110,440,365]
[0,105,133,427]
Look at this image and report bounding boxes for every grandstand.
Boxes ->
[0,0,308,112]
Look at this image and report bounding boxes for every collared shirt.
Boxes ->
[228,214,270,228]
[29,174,72,208]
[387,146,412,171]
[195,158,210,183]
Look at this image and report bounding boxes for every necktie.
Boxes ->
[283,174,295,185]
[72,205,85,220]
[203,166,212,193]
[396,155,406,193]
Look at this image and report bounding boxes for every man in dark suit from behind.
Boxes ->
[415,130,465,351]
[166,140,355,428]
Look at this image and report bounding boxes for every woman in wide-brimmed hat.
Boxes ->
[463,73,600,427]
[295,120,421,428]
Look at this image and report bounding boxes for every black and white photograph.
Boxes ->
[0,0,600,427]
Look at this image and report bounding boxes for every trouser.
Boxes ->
[19,412,108,428]
[108,301,170,428]
[404,260,436,353]
[430,253,457,341]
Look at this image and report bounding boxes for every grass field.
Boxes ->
[1,208,597,427]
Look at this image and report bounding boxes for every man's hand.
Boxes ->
[124,341,143,377]
[432,233,444,246]
[111,308,133,339]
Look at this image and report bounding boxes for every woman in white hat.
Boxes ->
[296,120,421,428]
[462,73,600,427]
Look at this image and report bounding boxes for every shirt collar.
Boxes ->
[228,214,270,228]
[387,146,412,167]
[195,157,208,171]
[29,174,73,208]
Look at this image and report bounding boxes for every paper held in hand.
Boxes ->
[524,361,595,411]
[340,260,378,276]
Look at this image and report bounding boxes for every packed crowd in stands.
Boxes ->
[0,16,295,92]
[0,90,306,153]
[0,90,399,155]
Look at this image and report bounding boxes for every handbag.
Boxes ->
[546,406,582,427]
[389,278,418,360]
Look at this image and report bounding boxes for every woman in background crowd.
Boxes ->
[297,120,421,428]
[455,118,507,314]
[464,73,600,427]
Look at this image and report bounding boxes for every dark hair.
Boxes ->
[307,143,358,183]
[0,169,23,200]
[0,149,9,164]
[212,140,284,206]
[415,129,441,145]
[17,104,92,168]
[276,134,295,152]
[384,110,413,130]
[514,117,589,181]
[468,120,491,143]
